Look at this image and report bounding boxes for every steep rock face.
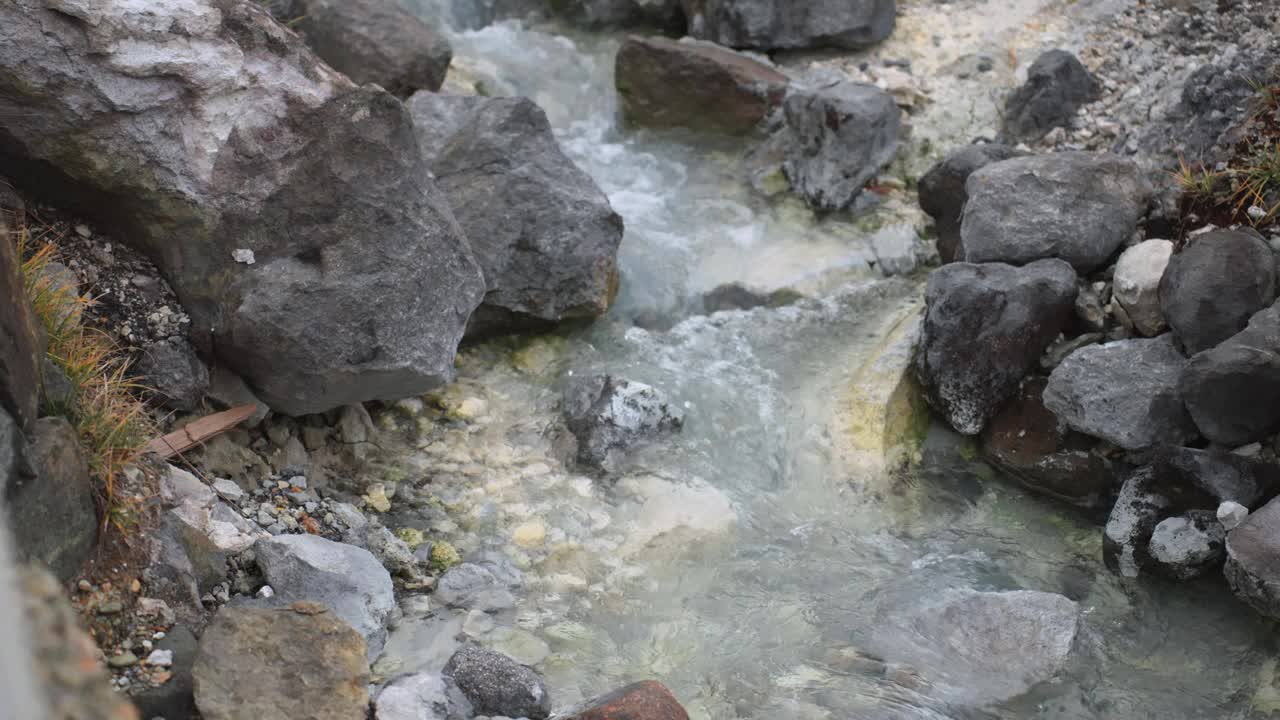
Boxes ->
[682,0,896,51]
[407,92,622,338]
[273,0,452,96]
[614,35,788,135]
[0,0,485,415]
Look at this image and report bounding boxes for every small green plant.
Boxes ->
[15,220,154,530]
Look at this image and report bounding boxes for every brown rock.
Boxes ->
[615,36,788,135]
[981,377,1119,509]
[563,680,690,720]
[193,602,370,720]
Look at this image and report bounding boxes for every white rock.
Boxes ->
[144,649,174,667]
[211,478,244,502]
[1218,501,1249,531]
[257,585,275,599]
[1112,239,1173,336]
[232,248,256,265]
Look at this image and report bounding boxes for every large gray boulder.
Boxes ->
[1159,228,1277,355]
[272,0,452,97]
[915,260,1077,435]
[917,144,1025,264]
[1180,303,1280,446]
[1225,496,1280,619]
[1043,335,1197,450]
[254,535,395,658]
[614,35,789,135]
[443,644,552,720]
[563,374,685,473]
[871,588,1079,708]
[0,0,485,415]
[959,152,1151,272]
[780,82,901,212]
[683,0,896,51]
[1150,445,1280,510]
[193,603,370,720]
[375,672,474,720]
[406,92,623,338]
[1001,49,1101,143]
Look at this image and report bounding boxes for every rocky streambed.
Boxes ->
[3,0,1280,719]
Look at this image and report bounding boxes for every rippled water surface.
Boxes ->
[379,6,1280,719]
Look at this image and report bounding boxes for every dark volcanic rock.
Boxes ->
[959,152,1150,272]
[981,378,1119,509]
[563,680,691,720]
[1043,335,1197,451]
[1001,50,1101,142]
[1180,303,1280,446]
[274,0,452,96]
[683,0,897,51]
[615,35,789,135]
[1159,228,1277,355]
[1225,496,1280,619]
[443,644,552,720]
[780,82,901,212]
[132,626,199,720]
[133,339,210,412]
[915,260,1077,435]
[1151,445,1280,509]
[556,0,685,30]
[564,374,684,473]
[407,92,623,338]
[917,144,1025,264]
[0,0,485,415]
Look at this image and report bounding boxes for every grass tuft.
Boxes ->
[13,217,154,532]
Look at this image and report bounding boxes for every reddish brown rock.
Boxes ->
[615,36,788,135]
[563,681,690,720]
[981,377,1119,509]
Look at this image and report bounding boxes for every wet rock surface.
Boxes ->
[981,378,1117,508]
[193,603,370,720]
[1044,335,1197,451]
[561,680,690,720]
[563,375,684,473]
[872,588,1080,708]
[1148,510,1225,580]
[916,259,1077,435]
[1104,466,1173,578]
[443,644,552,720]
[407,92,623,338]
[1160,229,1277,355]
[614,35,788,135]
[958,152,1150,272]
[374,672,474,720]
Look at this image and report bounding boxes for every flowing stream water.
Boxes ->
[370,3,1280,718]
